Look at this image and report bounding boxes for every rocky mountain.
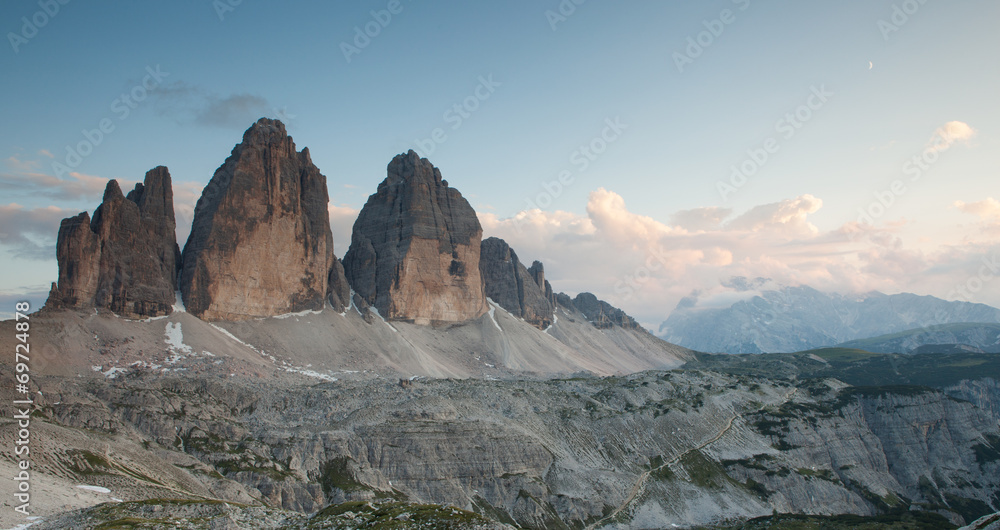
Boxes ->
[836,323,1000,354]
[45,166,179,318]
[563,291,642,330]
[479,237,554,329]
[343,150,487,325]
[181,118,348,321]
[660,278,1000,353]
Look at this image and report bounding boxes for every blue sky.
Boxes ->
[2,1,998,326]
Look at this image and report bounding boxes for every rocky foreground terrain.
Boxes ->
[1,331,999,528]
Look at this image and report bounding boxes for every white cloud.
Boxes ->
[670,206,732,232]
[955,197,1000,236]
[329,204,360,257]
[0,170,130,201]
[0,203,78,260]
[4,156,40,172]
[724,194,822,236]
[927,120,976,153]
[479,189,1000,329]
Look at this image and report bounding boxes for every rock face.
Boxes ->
[46,167,179,318]
[181,118,348,321]
[479,237,554,329]
[343,150,487,325]
[560,292,642,330]
[528,260,556,308]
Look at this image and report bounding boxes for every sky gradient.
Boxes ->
[2,1,998,327]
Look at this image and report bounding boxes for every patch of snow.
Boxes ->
[164,322,193,364]
[210,323,266,357]
[486,298,502,331]
[349,289,364,316]
[283,366,338,382]
[126,313,169,323]
[102,367,127,379]
[369,307,398,332]
[172,291,186,313]
[76,484,112,493]
[544,314,558,333]
[272,308,323,320]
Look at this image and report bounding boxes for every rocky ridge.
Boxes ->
[46,166,179,318]
[479,236,554,329]
[661,280,1000,353]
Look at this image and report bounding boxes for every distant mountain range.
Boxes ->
[836,322,1000,354]
[659,278,1000,353]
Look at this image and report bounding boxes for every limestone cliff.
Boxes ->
[180,118,348,320]
[342,150,487,324]
[46,166,179,318]
[479,237,554,329]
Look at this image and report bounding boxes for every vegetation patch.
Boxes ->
[319,456,373,494]
[713,510,957,529]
